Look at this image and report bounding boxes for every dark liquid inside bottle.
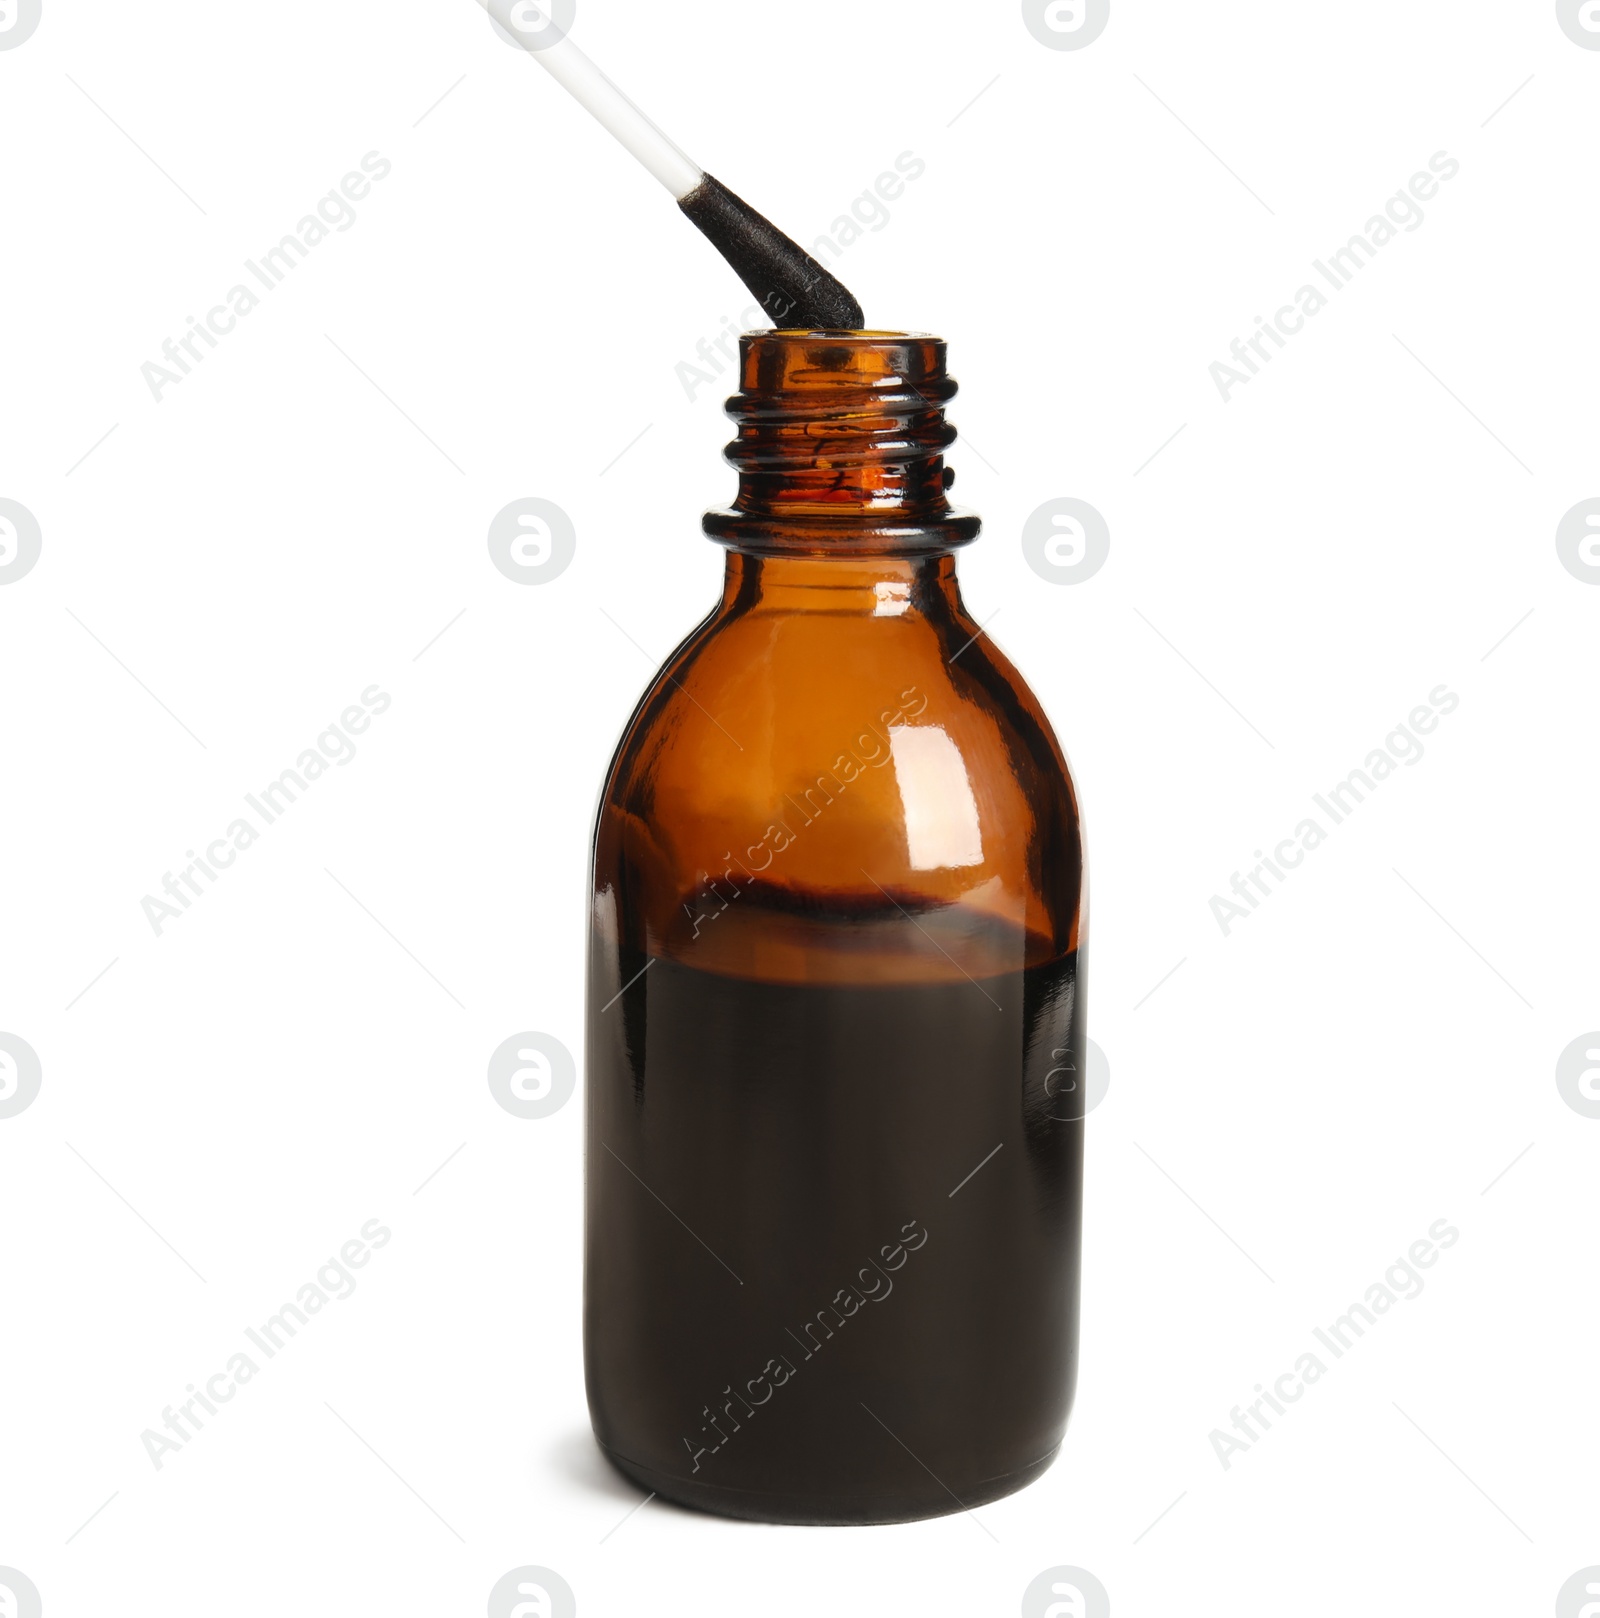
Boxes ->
[586,899,1084,1525]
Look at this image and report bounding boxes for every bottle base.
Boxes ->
[593,1436,1063,1527]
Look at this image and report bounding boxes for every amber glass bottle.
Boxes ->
[584,331,1085,1525]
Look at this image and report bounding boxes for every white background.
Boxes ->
[2,1,1597,1613]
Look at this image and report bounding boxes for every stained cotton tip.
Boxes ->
[679,175,865,332]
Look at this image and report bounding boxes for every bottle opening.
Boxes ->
[765,328,938,339]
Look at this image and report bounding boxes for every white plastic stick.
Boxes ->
[478,0,705,199]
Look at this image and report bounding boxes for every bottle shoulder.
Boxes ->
[595,600,1083,978]
[611,603,1073,796]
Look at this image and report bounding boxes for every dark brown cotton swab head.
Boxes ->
[678,174,865,332]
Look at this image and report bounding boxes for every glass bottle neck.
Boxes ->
[720,552,963,617]
[703,330,981,559]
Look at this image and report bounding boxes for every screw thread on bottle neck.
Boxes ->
[703,331,982,557]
